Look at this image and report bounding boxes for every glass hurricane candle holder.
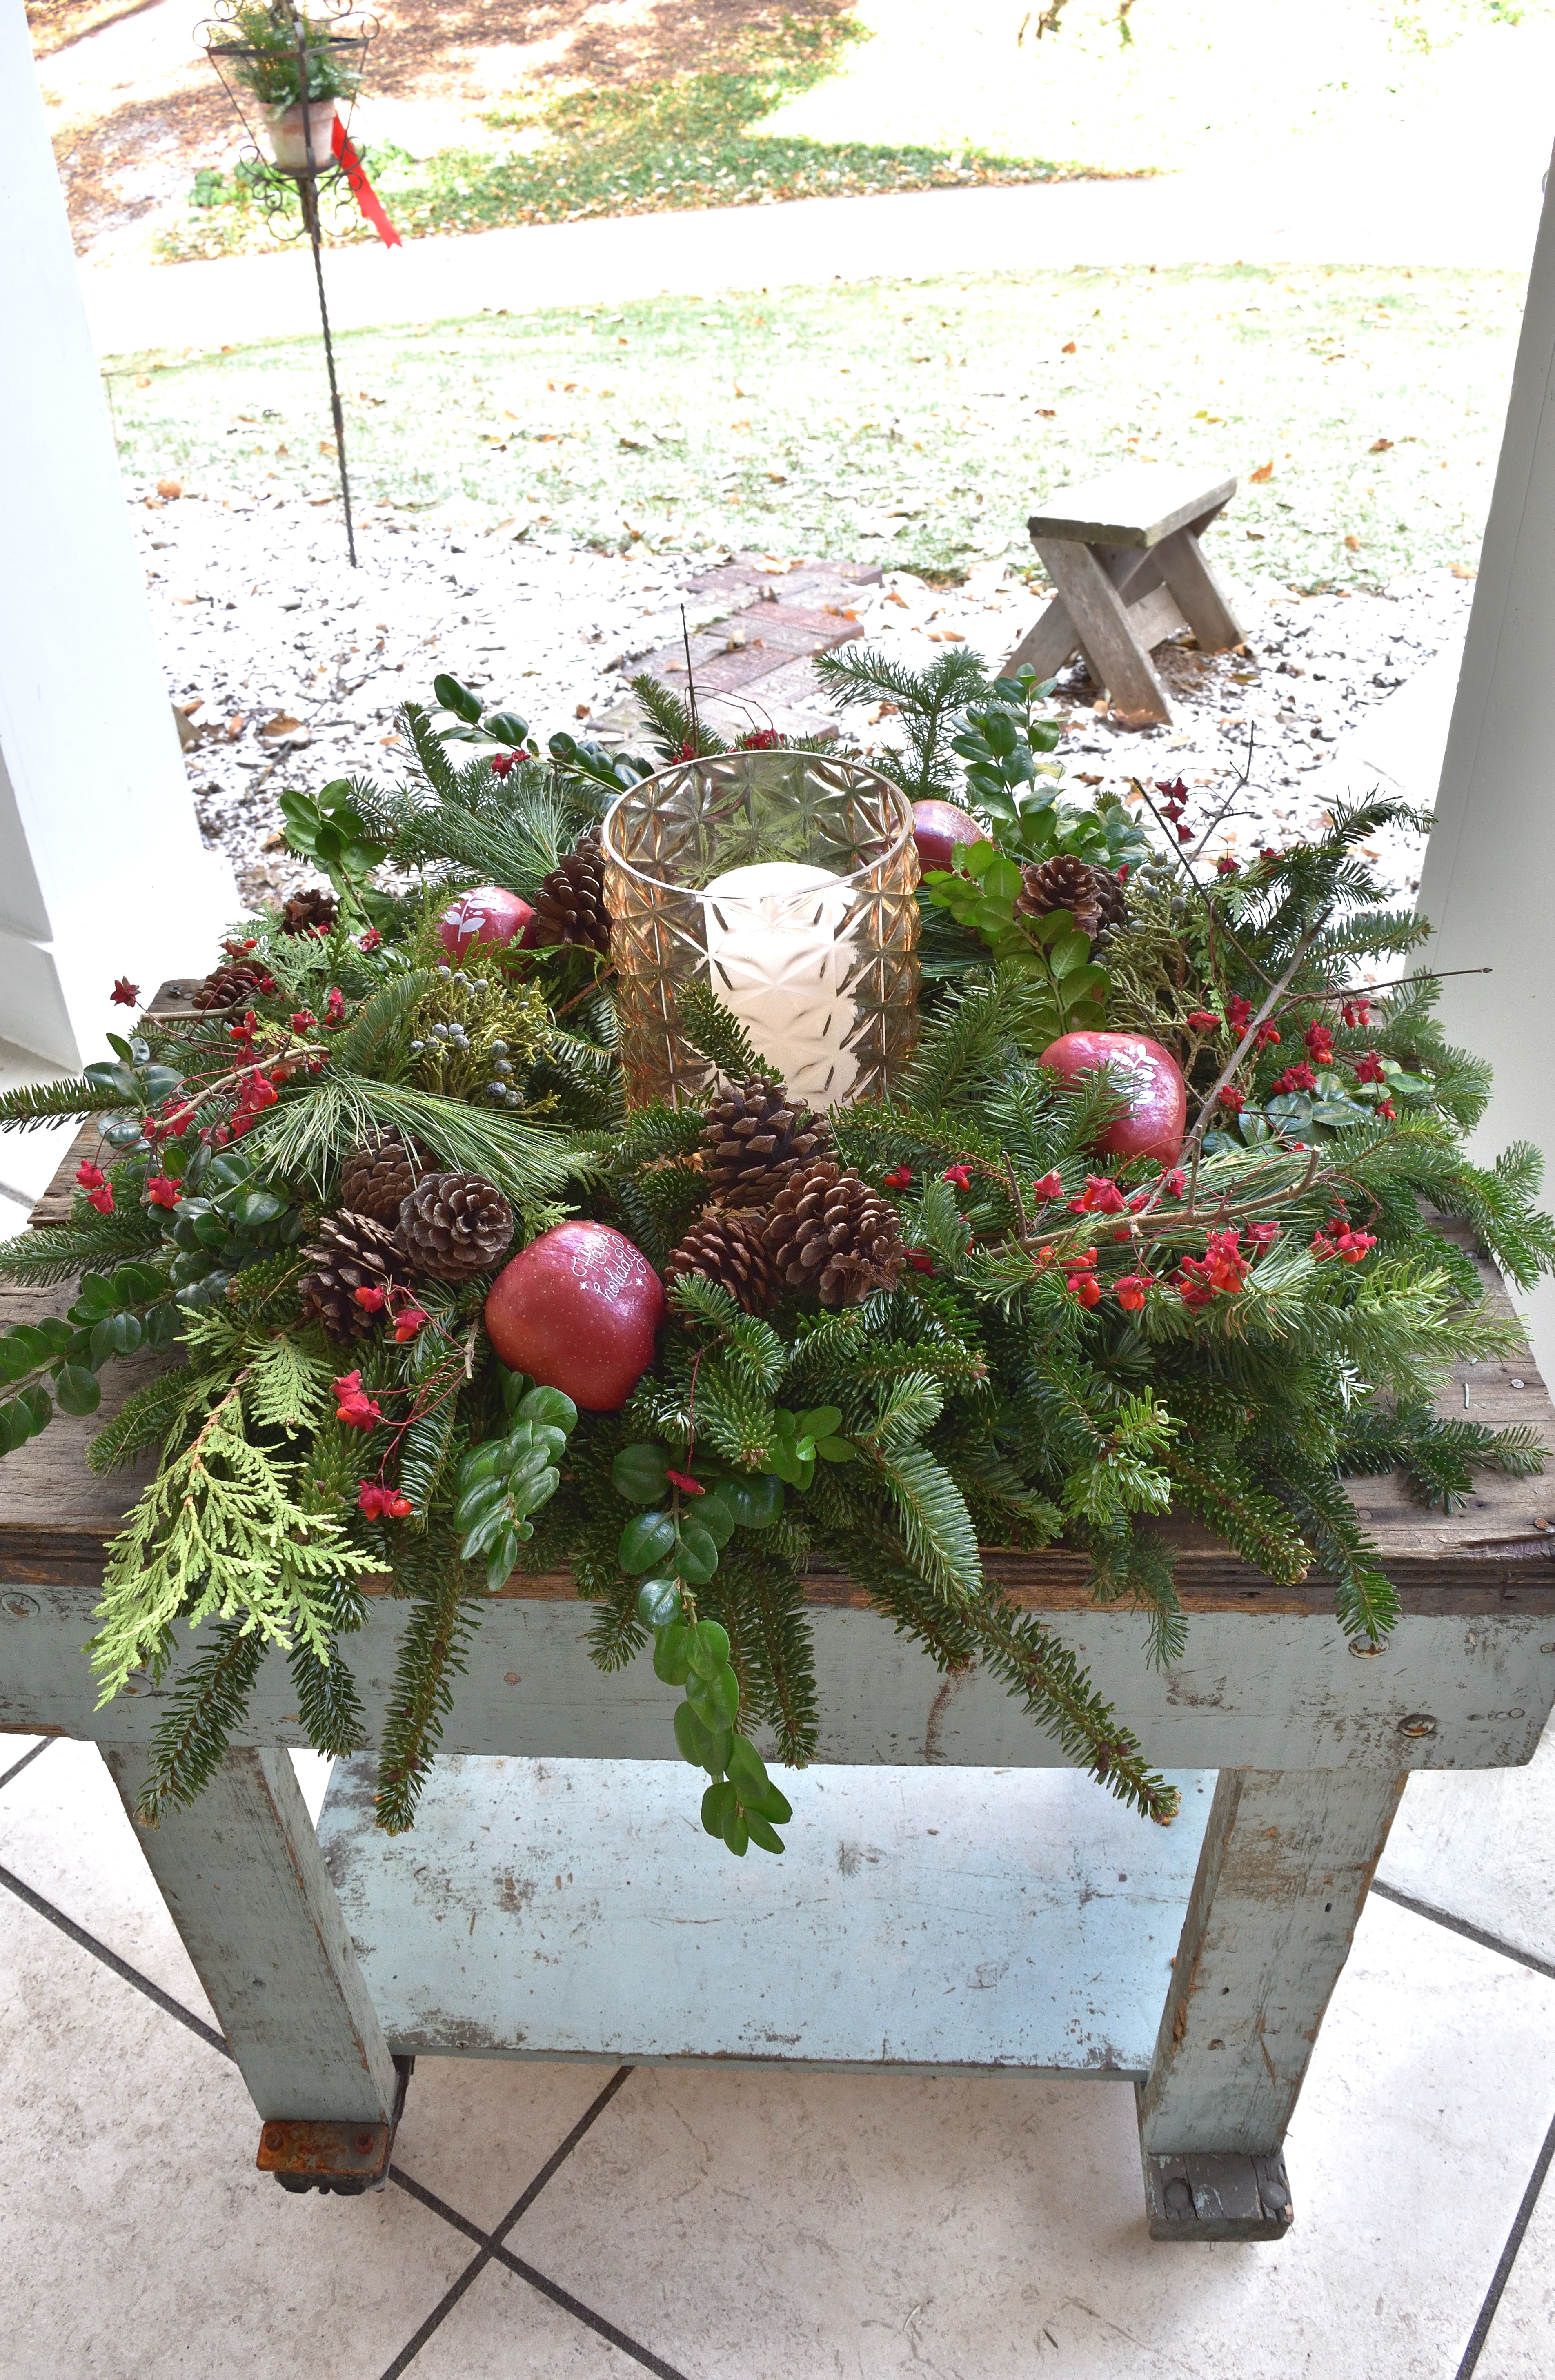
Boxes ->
[602,749,920,1111]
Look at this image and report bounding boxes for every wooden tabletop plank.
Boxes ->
[1028,463,1237,550]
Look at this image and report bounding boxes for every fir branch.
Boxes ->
[0,1208,162,1285]
[675,981,780,1083]
[968,1597,1181,1822]
[0,1077,112,1129]
[288,1632,367,1758]
[133,1621,267,1824]
[627,671,726,760]
[375,1556,480,1833]
[87,1366,209,1474]
[870,1443,981,1601]
[334,968,440,1079]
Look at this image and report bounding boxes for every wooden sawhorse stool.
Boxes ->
[1005,462,1244,726]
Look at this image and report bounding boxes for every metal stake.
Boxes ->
[294,9,357,566]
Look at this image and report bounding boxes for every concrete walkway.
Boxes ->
[80,142,1549,361]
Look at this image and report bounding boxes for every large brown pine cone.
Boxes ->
[192,959,270,1011]
[531,836,611,954]
[1014,853,1103,940]
[337,1131,428,1226]
[699,1077,833,1211]
[665,1209,779,1315]
[762,1160,906,1307]
[298,1211,407,1341]
[397,1171,514,1281]
[280,886,339,937]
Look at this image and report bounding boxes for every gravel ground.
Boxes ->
[139,485,1468,916]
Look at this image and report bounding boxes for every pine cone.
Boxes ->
[762,1160,906,1307]
[338,1131,427,1226]
[531,836,610,954]
[192,959,270,1011]
[280,886,338,937]
[1092,865,1128,937]
[1014,853,1103,940]
[665,1209,779,1315]
[397,1171,514,1281]
[298,1210,407,1341]
[699,1077,834,1211]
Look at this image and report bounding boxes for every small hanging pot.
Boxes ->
[265,97,339,171]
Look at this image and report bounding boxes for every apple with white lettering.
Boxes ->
[438,886,534,966]
[485,1222,665,1411]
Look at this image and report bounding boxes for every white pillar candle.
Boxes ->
[702,861,860,1109]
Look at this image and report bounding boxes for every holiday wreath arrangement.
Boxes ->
[0,646,1550,1858]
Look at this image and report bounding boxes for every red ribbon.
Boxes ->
[331,115,402,249]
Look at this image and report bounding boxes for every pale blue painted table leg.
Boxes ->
[1137,1763,1407,2241]
[101,1744,405,2193]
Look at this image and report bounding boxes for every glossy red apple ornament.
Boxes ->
[1039,1031,1188,1167]
[438,886,534,966]
[485,1222,665,1412]
[911,799,983,877]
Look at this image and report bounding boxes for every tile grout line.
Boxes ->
[0,1738,56,1794]
[1454,2102,1555,2380]
[379,2066,690,2380]
[1370,1879,1555,1984]
[0,1861,231,2057]
[0,1860,684,2376]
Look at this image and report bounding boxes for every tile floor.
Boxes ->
[0,1725,1552,2380]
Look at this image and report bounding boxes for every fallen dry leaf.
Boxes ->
[1061,341,1077,355]
[1245,529,1265,541]
[156,478,182,500]
[1249,460,1274,484]
[1035,407,1057,418]
[1344,534,1361,551]
[767,470,788,484]
[1370,437,1394,453]
[260,712,303,739]
[1450,562,1477,579]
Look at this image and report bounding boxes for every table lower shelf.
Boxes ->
[318,1757,1212,2078]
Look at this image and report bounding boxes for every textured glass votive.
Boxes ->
[602,750,920,1111]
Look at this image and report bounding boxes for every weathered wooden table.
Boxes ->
[4,1141,1553,2242]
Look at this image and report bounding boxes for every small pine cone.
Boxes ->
[280,886,339,937]
[665,1209,779,1315]
[1015,853,1103,940]
[1092,865,1128,937]
[699,1077,834,1211]
[531,837,610,954]
[192,959,269,1011]
[397,1171,514,1281]
[337,1131,427,1226]
[298,1210,407,1342]
[762,1159,906,1307]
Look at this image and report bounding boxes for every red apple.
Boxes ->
[1039,1031,1188,1167]
[438,886,534,966]
[485,1222,665,1412]
[911,799,983,877]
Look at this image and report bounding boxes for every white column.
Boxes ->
[0,0,235,1075]
[1416,138,1555,1378]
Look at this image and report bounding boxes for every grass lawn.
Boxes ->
[106,263,1519,590]
[155,9,1097,265]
